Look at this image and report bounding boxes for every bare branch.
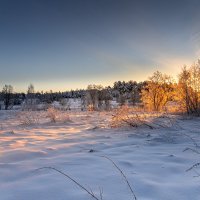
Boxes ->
[101,156,137,200]
[183,147,200,154]
[186,163,200,172]
[35,167,100,200]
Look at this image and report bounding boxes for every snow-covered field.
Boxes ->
[0,110,200,200]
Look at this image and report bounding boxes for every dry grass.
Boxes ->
[47,107,70,123]
[110,105,177,129]
[18,111,44,125]
[36,156,137,200]
[17,108,71,125]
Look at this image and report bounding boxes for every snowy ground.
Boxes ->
[0,110,200,200]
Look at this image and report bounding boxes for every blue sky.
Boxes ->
[0,0,200,92]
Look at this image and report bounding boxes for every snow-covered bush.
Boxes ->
[57,111,71,123]
[47,107,58,122]
[47,107,70,123]
[110,105,150,128]
[18,111,43,125]
[110,105,175,129]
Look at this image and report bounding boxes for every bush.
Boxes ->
[47,107,70,123]
[18,111,42,125]
[110,105,153,128]
[47,107,58,122]
[110,105,176,129]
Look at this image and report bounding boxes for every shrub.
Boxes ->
[110,105,176,129]
[47,107,58,122]
[110,105,153,128]
[18,111,42,125]
[47,107,70,123]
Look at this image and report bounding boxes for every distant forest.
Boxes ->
[1,59,200,116]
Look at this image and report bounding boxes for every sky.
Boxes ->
[0,0,200,92]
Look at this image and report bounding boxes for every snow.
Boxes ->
[0,110,200,200]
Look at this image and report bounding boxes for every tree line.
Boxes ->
[1,59,200,116]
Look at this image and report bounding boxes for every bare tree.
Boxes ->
[24,84,37,110]
[177,61,200,115]
[27,83,35,102]
[100,88,112,110]
[2,85,13,110]
[141,71,174,111]
[86,84,103,111]
[81,94,87,111]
